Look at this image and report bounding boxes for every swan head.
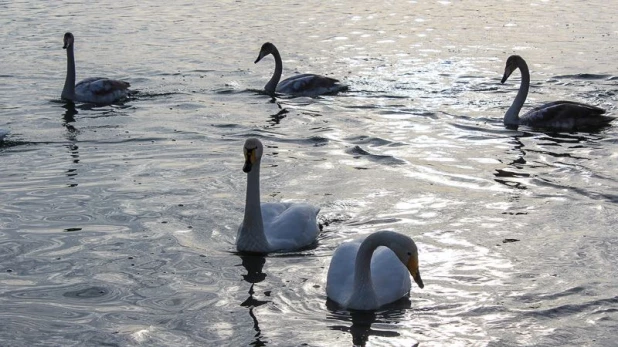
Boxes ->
[242,138,264,173]
[381,231,424,289]
[501,55,522,84]
[254,42,277,64]
[63,32,74,50]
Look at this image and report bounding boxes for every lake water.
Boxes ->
[1,1,617,346]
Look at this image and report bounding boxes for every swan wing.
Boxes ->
[261,202,320,251]
[277,74,348,96]
[326,239,362,305]
[522,101,612,129]
[74,77,131,104]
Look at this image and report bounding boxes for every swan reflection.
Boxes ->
[326,298,414,346]
[239,254,269,346]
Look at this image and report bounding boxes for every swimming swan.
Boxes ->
[61,32,131,104]
[326,230,424,310]
[501,55,614,130]
[237,138,320,253]
[254,42,348,97]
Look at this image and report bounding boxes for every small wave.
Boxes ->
[345,145,406,166]
[552,73,612,80]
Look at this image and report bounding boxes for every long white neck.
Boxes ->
[62,45,76,100]
[348,232,399,308]
[505,59,530,125]
[264,48,283,95]
[237,162,270,252]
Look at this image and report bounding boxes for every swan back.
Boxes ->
[277,74,349,97]
[522,101,613,130]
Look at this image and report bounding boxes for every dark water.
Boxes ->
[1,1,617,346]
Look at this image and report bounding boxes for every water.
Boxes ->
[1,1,617,346]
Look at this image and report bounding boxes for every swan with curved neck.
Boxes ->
[254,42,348,97]
[237,138,320,253]
[501,55,614,130]
[61,32,131,105]
[326,230,424,310]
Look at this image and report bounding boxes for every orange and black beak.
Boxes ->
[407,256,424,289]
[243,148,255,173]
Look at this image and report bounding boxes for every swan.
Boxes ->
[237,138,320,253]
[254,42,348,97]
[501,55,614,130]
[326,230,424,310]
[61,32,131,105]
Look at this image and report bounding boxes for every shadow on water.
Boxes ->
[239,254,269,347]
[325,298,413,347]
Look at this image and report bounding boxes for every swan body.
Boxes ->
[326,231,424,310]
[237,138,320,253]
[61,32,131,105]
[254,42,348,97]
[501,55,614,130]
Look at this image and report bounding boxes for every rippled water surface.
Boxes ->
[1,1,618,346]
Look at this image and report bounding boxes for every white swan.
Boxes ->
[61,32,131,105]
[501,55,614,130]
[254,42,348,97]
[237,138,320,253]
[326,230,424,310]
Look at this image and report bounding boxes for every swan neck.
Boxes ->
[62,46,76,100]
[506,60,530,125]
[265,48,282,94]
[352,233,390,300]
[238,163,269,251]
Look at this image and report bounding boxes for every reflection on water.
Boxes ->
[239,255,269,346]
[326,300,415,347]
[62,102,78,135]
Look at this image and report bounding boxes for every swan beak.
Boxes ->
[63,37,72,50]
[501,65,514,84]
[243,149,256,173]
[254,52,265,64]
[407,256,424,289]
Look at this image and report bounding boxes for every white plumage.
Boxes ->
[237,138,320,253]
